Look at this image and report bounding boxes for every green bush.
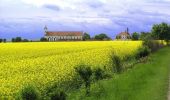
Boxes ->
[75,64,93,95]
[94,68,105,81]
[111,54,123,73]
[50,90,67,100]
[20,85,40,100]
[143,40,163,52]
[136,46,151,60]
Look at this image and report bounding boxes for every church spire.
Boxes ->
[127,27,129,33]
[44,25,48,33]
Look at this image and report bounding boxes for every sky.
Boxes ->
[0,0,170,40]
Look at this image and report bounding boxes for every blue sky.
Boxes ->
[0,0,170,40]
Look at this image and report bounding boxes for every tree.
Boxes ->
[140,32,152,40]
[40,37,48,42]
[3,39,6,43]
[0,39,2,43]
[94,33,111,40]
[11,37,23,42]
[83,33,91,41]
[132,32,140,40]
[116,35,121,39]
[22,39,29,42]
[15,37,22,42]
[151,22,170,40]
[12,38,15,42]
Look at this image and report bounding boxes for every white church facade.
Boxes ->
[44,26,83,41]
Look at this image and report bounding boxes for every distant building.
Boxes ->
[116,28,131,40]
[44,26,83,41]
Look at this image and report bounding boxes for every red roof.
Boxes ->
[45,31,83,36]
[118,32,130,36]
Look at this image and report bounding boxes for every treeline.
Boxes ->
[128,22,170,42]
[0,38,6,43]
[83,33,111,41]
[11,37,29,42]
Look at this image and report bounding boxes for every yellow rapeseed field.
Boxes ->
[0,41,142,98]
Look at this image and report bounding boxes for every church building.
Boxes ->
[44,26,83,41]
[116,28,131,40]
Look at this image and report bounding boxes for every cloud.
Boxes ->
[43,4,61,11]
[1,0,170,39]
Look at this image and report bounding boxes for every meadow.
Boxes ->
[0,41,142,98]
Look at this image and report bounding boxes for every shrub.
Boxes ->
[40,37,48,42]
[143,40,163,52]
[111,54,123,73]
[136,46,151,60]
[94,68,105,81]
[50,90,66,100]
[75,64,93,95]
[20,85,40,100]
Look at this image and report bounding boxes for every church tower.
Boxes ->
[44,25,48,34]
[127,27,129,33]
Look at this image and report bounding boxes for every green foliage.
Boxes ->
[75,65,93,95]
[136,46,151,59]
[132,32,140,40]
[94,33,111,40]
[50,90,67,100]
[151,22,170,40]
[69,47,170,100]
[111,54,123,73]
[0,39,2,43]
[0,38,7,43]
[3,39,6,43]
[143,40,163,52]
[83,33,91,41]
[40,37,48,42]
[116,36,121,39]
[22,39,29,42]
[20,85,40,100]
[12,37,22,42]
[94,68,105,81]
[140,32,152,40]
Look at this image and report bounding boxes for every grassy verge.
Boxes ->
[68,47,170,100]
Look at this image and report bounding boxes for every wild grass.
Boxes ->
[68,47,170,100]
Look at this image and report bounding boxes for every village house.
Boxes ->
[44,26,83,41]
[116,28,131,40]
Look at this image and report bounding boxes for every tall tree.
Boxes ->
[83,33,91,41]
[151,22,170,40]
[132,32,140,40]
[0,39,2,43]
[3,39,6,43]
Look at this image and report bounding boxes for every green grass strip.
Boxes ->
[69,47,170,100]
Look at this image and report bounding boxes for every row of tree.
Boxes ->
[126,22,170,42]
[0,38,6,43]
[82,33,111,41]
[11,37,29,42]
